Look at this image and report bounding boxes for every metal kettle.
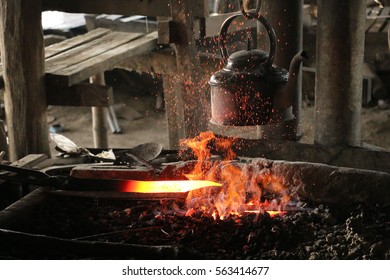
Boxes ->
[209,6,306,126]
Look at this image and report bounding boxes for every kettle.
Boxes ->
[209,8,306,126]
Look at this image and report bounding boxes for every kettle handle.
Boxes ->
[219,10,276,68]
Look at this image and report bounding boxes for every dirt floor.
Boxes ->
[47,71,390,156]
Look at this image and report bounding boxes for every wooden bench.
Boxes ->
[0,28,158,147]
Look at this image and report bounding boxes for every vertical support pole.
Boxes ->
[261,0,303,140]
[170,0,209,140]
[162,76,186,150]
[314,0,365,147]
[90,74,109,148]
[0,0,50,161]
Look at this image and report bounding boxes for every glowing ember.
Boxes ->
[180,131,291,220]
[265,211,287,218]
[122,180,221,193]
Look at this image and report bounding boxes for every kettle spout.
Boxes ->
[274,50,307,109]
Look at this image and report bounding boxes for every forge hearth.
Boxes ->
[0,151,389,260]
[0,188,388,260]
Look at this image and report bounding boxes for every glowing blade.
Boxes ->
[122,180,222,193]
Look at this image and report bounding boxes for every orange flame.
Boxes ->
[180,131,236,180]
[181,131,291,219]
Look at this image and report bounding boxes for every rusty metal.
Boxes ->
[314,0,365,147]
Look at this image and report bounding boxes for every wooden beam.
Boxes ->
[116,49,178,74]
[46,83,114,107]
[162,76,186,149]
[170,0,210,139]
[158,20,178,45]
[117,46,222,74]
[42,0,208,18]
[0,0,50,161]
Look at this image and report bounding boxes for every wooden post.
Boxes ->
[162,76,186,149]
[388,27,390,50]
[90,74,109,148]
[261,0,303,140]
[0,0,50,161]
[314,0,365,147]
[170,0,209,139]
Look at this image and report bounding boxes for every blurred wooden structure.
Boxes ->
[0,0,216,161]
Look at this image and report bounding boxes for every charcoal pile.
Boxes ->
[1,194,388,260]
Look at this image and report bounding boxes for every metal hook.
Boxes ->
[239,0,262,18]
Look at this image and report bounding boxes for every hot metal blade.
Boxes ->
[63,177,221,193]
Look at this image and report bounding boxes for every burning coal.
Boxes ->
[180,131,291,219]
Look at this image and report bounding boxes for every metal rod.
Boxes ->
[314,0,365,147]
[109,106,121,133]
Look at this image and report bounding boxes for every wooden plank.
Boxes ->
[0,30,121,88]
[47,32,158,86]
[42,0,208,18]
[0,0,50,161]
[368,7,390,33]
[44,34,67,47]
[365,6,382,32]
[45,28,111,59]
[85,14,157,34]
[117,49,220,76]
[10,154,49,169]
[46,83,114,107]
[45,32,144,75]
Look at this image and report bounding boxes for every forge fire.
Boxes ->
[0,132,388,260]
[179,131,291,220]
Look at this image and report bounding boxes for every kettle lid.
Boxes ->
[225,49,269,72]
